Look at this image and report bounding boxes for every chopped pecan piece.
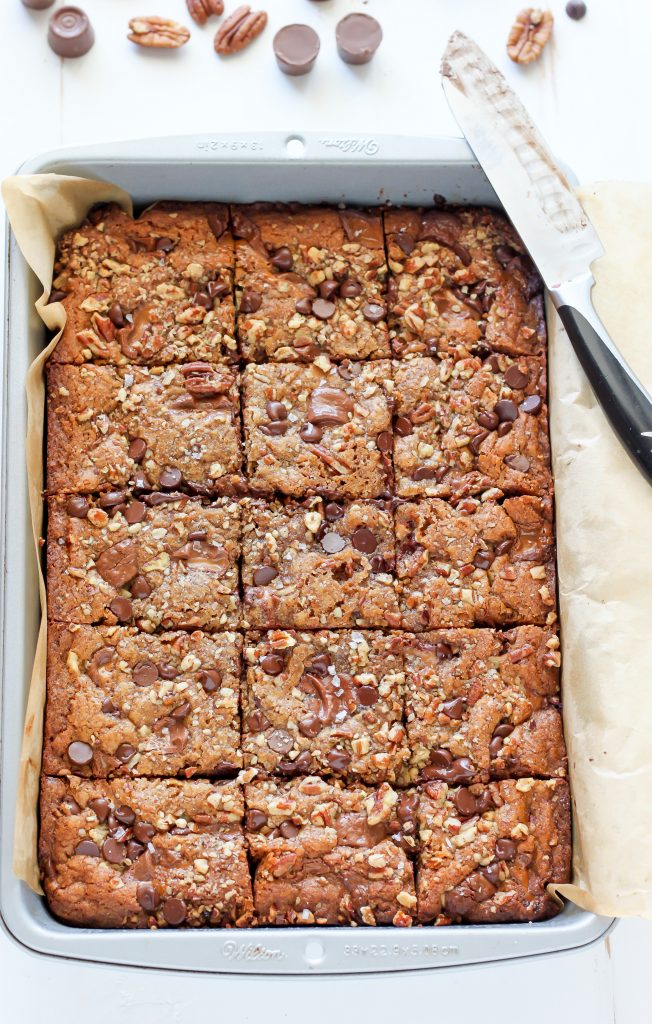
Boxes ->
[507,8,553,64]
[128,17,191,48]
[186,0,224,26]
[214,5,267,55]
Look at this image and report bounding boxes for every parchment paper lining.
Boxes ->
[3,174,650,917]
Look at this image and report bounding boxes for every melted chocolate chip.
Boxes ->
[239,289,262,314]
[67,741,93,766]
[504,364,529,389]
[260,654,285,676]
[246,809,268,831]
[299,422,323,443]
[66,495,89,518]
[133,661,159,686]
[253,566,279,586]
[74,839,101,857]
[351,527,377,554]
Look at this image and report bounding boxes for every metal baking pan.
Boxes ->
[0,132,613,973]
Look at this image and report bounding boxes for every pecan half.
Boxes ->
[507,8,553,64]
[186,0,224,26]
[214,5,267,55]
[128,17,191,48]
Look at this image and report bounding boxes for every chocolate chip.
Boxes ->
[436,642,454,659]
[321,532,346,554]
[482,862,501,888]
[473,550,494,570]
[239,289,262,314]
[133,661,159,686]
[96,539,139,587]
[247,709,271,732]
[376,430,392,453]
[266,400,288,421]
[99,490,127,509]
[310,653,333,674]
[299,422,323,443]
[351,527,377,554]
[261,420,289,436]
[495,837,517,861]
[271,247,293,272]
[339,278,362,298]
[497,421,513,437]
[157,663,177,680]
[323,502,344,521]
[440,697,466,719]
[88,797,110,822]
[208,278,229,300]
[48,288,68,303]
[279,820,300,839]
[129,841,145,862]
[494,399,518,423]
[123,500,146,525]
[493,723,514,739]
[101,698,120,716]
[159,466,182,489]
[115,804,136,826]
[394,416,413,437]
[62,795,81,814]
[503,454,530,472]
[115,743,137,764]
[102,838,126,864]
[311,298,336,321]
[429,749,453,769]
[295,297,313,315]
[326,749,352,773]
[446,758,475,784]
[356,685,378,707]
[193,290,212,310]
[412,466,437,481]
[362,302,385,323]
[253,566,278,586]
[207,210,228,240]
[566,0,586,18]
[521,395,542,415]
[171,701,191,720]
[336,360,361,380]
[267,729,294,754]
[494,539,514,556]
[319,280,340,301]
[469,431,488,455]
[74,839,101,857]
[168,722,188,751]
[163,898,187,926]
[155,237,175,253]
[67,741,93,766]
[477,410,499,431]
[260,654,285,676]
[133,821,156,843]
[127,437,147,463]
[494,244,518,267]
[454,788,479,818]
[504,364,529,389]
[298,713,322,738]
[131,575,152,599]
[246,809,268,831]
[199,669,221,693]
[137,882,160,912]
[66,495,89,518]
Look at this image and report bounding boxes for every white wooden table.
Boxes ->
[1,0,649,1019]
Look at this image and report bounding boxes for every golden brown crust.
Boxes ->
[47,493,241,630]
[43,624,242,777]
[416,778,570,923]
[244,776,417,925]
[400,626,565,784]
[392,353,551,499]
[40,776,253,927]
[396,496,557,630]
[50,202,236,366]
[234,204,389,362]
[241,497,399,629]
[242,360,393,497]
[385,206,545,360]
[242,631,408,783]
[47,363,241,495]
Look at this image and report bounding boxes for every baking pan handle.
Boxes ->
[17,132,478,174]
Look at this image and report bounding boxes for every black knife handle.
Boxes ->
[557,304,652,485]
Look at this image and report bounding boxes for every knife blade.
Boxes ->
[441,30,652,487]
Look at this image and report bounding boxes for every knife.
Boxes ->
[441,31,652,486]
